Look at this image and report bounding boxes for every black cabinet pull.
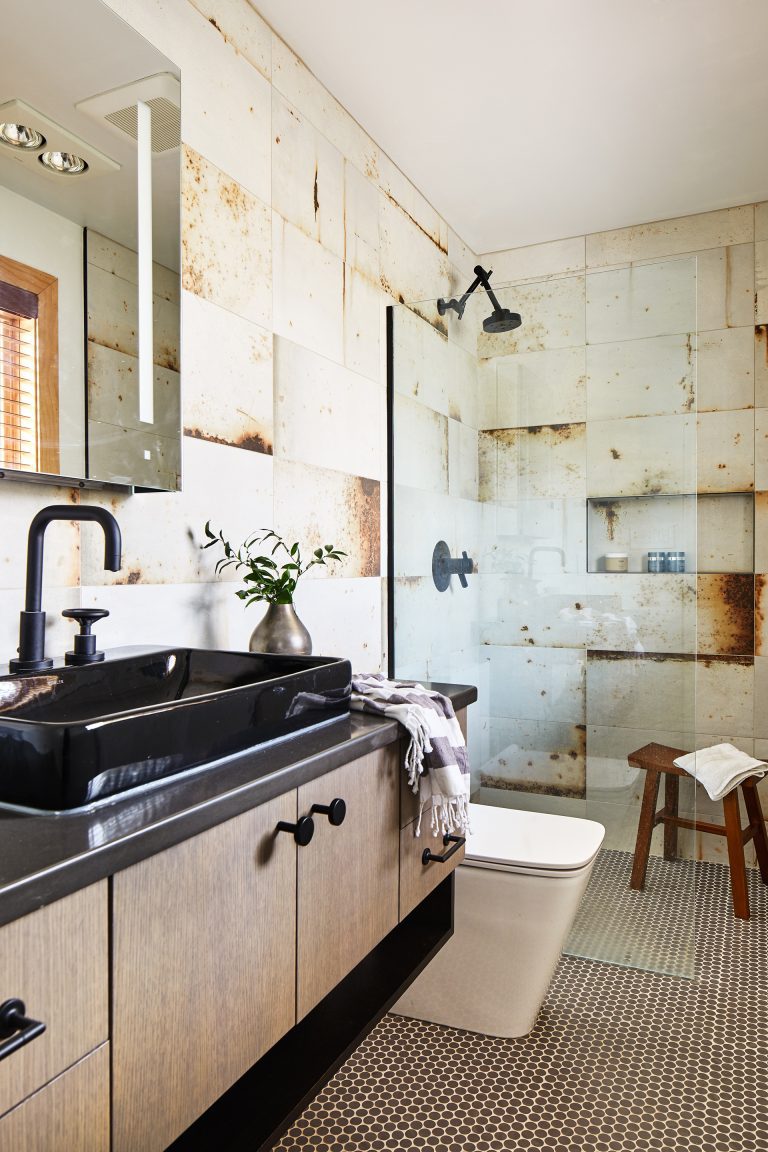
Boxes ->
[422,834,466,866]
[310,798,346,827]
[0,998,46,1062]
[276,815,315,847]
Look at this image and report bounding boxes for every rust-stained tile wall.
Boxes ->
[0,0,477,677]
[476,203,768,868]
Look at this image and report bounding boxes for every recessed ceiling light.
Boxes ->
[0,122,45,149]
[39,151,89,176]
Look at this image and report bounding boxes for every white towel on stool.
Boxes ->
[673,743,767,802]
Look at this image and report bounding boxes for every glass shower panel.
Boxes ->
[568,256,698,976]
[390,257,699,978]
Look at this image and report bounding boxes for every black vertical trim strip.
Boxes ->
[83,228,90,479]
[386,305,395,679]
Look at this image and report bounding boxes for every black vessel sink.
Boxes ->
[0,648,352,811]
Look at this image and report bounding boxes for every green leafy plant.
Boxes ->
[203,523,346,607]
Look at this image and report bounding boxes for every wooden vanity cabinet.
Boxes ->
[111,791,297,1152]
[0,882,108,1125]
[111,746,403,1152]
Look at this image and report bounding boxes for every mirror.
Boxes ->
[0,0,181,491]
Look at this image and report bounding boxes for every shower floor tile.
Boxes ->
[272,851,768,1152]
[565,848,697,976]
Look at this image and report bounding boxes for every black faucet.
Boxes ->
[10,506,122,672]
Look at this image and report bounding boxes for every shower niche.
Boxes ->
[586,492,754,574]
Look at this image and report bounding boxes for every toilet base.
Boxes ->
[393,859,596,1038]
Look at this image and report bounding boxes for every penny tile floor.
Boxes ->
[272,851,768,1151]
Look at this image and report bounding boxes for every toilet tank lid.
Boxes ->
[465,802,605,871]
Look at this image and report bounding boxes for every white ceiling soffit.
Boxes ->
[255,0,768,253]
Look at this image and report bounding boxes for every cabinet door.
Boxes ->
[0,1043,109,1152]
[111,792,297,1152]
[0,882,108,1119]
[296,746,400,1020]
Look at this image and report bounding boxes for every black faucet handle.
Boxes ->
[62,608,109,665]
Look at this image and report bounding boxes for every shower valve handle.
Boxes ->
[432,540,473,592]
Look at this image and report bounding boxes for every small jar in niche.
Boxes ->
[647,551,664,573]
[666,551,686,573]
[604,553,628,573]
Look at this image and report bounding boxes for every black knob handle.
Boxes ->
[422,834,465,866]
[276,815,315,846]
[62,608,109,665]
[0,999,46,1062]
[310,798,346,826]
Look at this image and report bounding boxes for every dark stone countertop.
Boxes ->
[0,682,476,928]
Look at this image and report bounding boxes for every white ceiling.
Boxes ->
[255,0,768,254]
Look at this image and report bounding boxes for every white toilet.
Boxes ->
[393,801,605,1038]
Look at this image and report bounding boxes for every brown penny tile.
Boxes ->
[272,851,768,1152]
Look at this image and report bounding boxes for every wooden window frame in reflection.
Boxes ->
[0,253,59,474]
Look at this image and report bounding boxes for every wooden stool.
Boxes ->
[628,742,768,919]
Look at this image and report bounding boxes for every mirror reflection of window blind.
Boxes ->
[0,280,39,471]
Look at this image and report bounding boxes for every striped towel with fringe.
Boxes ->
[350,674,470,837]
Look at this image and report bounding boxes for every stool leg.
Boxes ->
[631,769,661,891]
[742,780,768,884]
[723,789,749,919]
[663,774,679,860]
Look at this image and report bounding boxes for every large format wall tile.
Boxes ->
[271,92,344,261]
[270,36,379,184]
[586,259,696,345]
[290,576,383,673]
[587,414,695,496]
[587,652,695,732]
[379,194,451,318]
[182,146,271,328]
[697,493,754,573]
[274,337,383,480]
[492,346,587,428]
[394,394,449,494]
[183,290,273,454]
[586,334,695,421]
[188,0,271,79]
[480,423,586,502]
[695,244,755,332]
[480,717,586,798]
[755,409,768,490]
[343,265,383,384]
[696,327,754,412]
[695,656,754,735]
[480,237,586,283]
[586,205,754,268]
[480,572,588,650]
[488,646,585,724]
[696,410,754,492]
[582,574,696,655]
[273,459,380,579]
[696,574,755,656]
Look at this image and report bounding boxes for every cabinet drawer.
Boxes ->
[400,820,465,921]
[0,883,108,1118]
[0,1043,109,1152]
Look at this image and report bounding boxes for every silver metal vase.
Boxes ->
[248,602,312,656]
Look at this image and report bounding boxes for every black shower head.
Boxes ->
[437,265,522,334]
[483,308,522,334]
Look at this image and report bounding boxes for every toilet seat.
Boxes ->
[462,802,604,876]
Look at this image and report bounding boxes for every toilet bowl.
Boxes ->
[393,801,605,1037]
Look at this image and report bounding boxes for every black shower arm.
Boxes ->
[439,265,499,319]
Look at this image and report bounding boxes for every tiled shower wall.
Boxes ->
[0,0,476,674]
[475,204,768,865]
